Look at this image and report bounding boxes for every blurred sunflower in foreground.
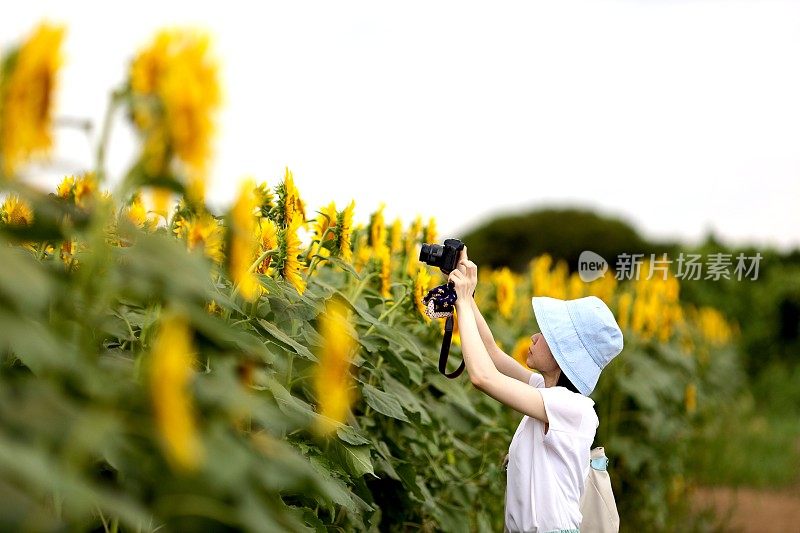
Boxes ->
[314,298,357,435]
[0,22,65,177]
[150,312,204,472]
[228,179,261,301]
[129,29,221,204]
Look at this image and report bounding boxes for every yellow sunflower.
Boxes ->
[55,175,74,198]
[0,23,65,177]
[390,218,403,254]
[310,201,336,260]
[413,266,433,321]
[423,216,437,244]
[174,212,224,264]
[375,243,392,299]
[353,229,371,273]
[54,172,97,208]
[405,215,423,277]
[493,267,517,319]
[1,195,33,226]
[254,181,274,216]
[229,179,261,301]
[129,29,221,203]
[256,216,278,274]
[314,299,357,435]
[150,312,204,471]
[124,193,158,231]
[511,337,532,367]
[333,200,355,263]
[274,167,306,227]
[73,172,97,208]
[279,211,306,294]
[368,204,386,248]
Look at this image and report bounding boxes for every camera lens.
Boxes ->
[419,243,444,267]
[419,243,433,263]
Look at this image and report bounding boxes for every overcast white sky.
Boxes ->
[4,0,800,251]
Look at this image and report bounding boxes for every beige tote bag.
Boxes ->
[579,446,620,533]
[501,446,620,532]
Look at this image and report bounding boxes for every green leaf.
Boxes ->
[257,319,317,361]
[0,244,53,314]
[362,383,409,422]
[267,296,319,324]
[433,501,471,532]
[358,334,388,354]
[380,349,423,386]
[325,256,362,280]
[258,274,285,298]
[373,441,401,480]
[267,380,316,423]
[188,308,275,363]
[372,321,423,360]
[395,462,425,500]
[426,373,491,422]
[382,372,431,425]
[336,425,372,446]
[0,310,66,375]
[452,437,481,459]
[300,324,325,350]
[307,455,360,514]
[330,441,375,478]
[310,282,379,328]
[406,360,423,385]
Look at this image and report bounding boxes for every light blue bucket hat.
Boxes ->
[531,295,623,396]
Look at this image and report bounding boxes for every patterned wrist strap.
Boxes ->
[422,281,464,379]
[422,281,457,319]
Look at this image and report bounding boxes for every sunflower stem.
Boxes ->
[347,272,377,303]
[306,253,333,278]
[364,285,408,337]
[229,248,277,303]
[248,248,277,275]
[305,225,336,276]
[95,89,124,186]
[305,225,334,261]
[306,256,322,278]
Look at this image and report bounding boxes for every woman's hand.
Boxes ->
[449,247,478,305]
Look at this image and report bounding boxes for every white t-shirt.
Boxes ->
[504,372,599,533]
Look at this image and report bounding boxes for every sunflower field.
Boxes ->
[0,23,743,531]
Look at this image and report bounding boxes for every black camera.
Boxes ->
[419,238,465,275]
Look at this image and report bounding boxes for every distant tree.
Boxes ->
[457,207,652,274]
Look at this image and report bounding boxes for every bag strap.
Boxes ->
[590,446,609,471]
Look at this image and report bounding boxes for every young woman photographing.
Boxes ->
[447,248,623,533]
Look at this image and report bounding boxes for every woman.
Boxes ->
[448,248,623,533]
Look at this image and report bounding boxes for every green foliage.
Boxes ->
[593,336,742,530]
[667,240,800,374]
[0,187,518,532]
[0,187,748,532]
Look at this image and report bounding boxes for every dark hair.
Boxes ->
[556,369,581,394]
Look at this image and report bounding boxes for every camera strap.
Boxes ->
[439,315,465,378]
[423,282,465,379]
